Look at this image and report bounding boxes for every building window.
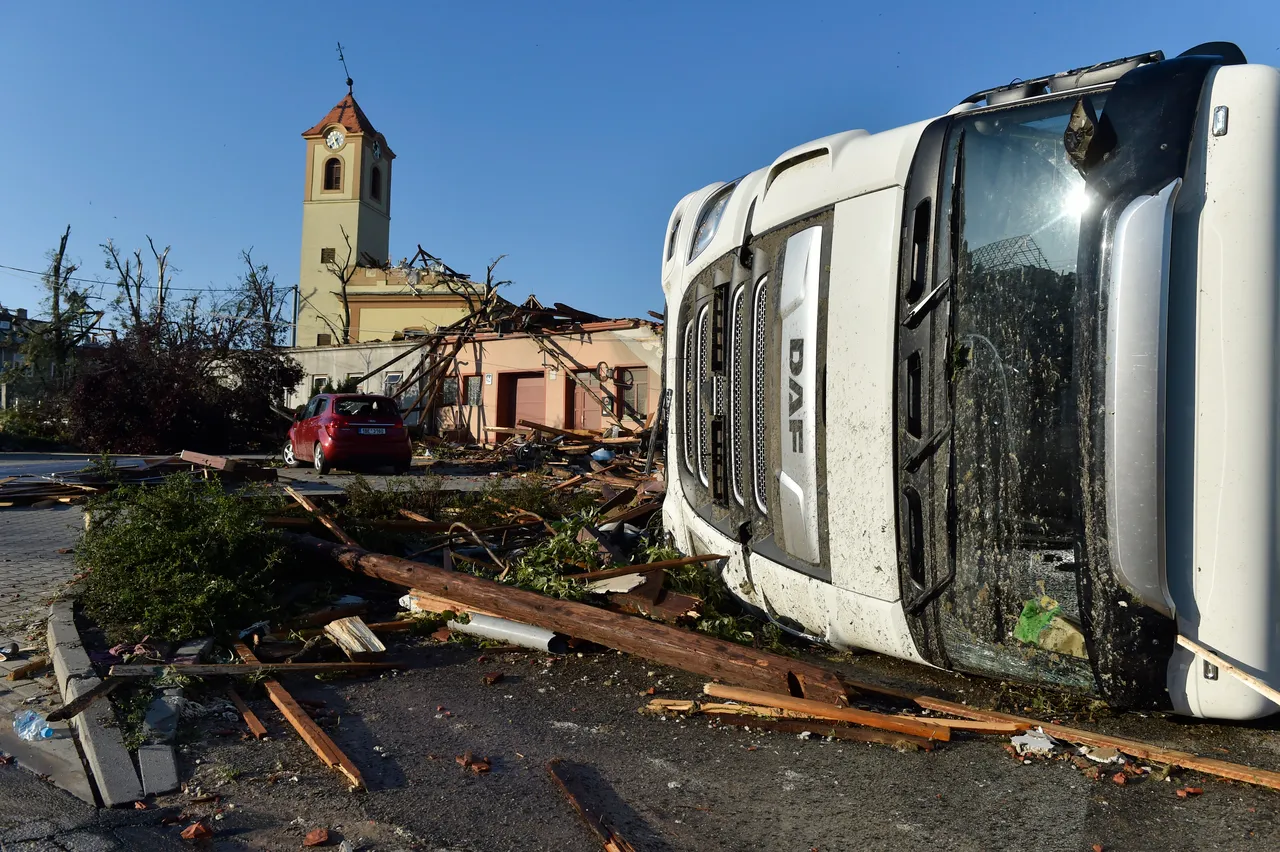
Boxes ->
[345,372,363,392]
[618,367,649,421]
[316,333,332,346]
[323,157,342,191]
[370,166,382,202]
[383,371,403,398]
[311,375,329,394]
[441,377,459,407]
[465,375,483,406]
[320,247,336,264]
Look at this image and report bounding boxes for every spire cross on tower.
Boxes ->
[336,42,353,94]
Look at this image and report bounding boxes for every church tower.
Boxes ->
[297,89,395,347]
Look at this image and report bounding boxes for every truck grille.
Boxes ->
[752,276,769,514]
[682,321,696,475]
[696,304,710,486]
[729,284,746,506]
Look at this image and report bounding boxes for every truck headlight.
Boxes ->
[688,181,738,263]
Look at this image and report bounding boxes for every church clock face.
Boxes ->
[371,140,382,160]
[325,129,345,150]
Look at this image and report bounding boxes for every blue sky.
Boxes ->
[0,1,1272,328]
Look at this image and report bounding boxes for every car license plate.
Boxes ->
[358,427,386,435]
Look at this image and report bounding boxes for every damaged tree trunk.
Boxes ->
[286,534,847,702]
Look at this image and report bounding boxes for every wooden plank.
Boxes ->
[594,488,637,518]
[567,554,727,582]
[517,419,596,439]
[233,642,363,789]
[840,682,1280,792]
[284,486,360,547]
[602,500,661,526]
[179,450,238,471]
[46,679,124,723]
[711,714,938,751]
[1176,635,1280,707]
[289,533,849,702]
[5,655,49,681]
[108,661,395,677]
[641,698,1015,732]
[546,759,638,852]
[549,474,585,492]
[406,590,505,620]
[702,683,951,742]
[227,687,268,739]
[399,509,434,523]
[323,616,388,661]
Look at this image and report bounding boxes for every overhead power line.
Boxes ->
[0,262,259,293]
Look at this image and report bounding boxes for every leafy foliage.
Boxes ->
[65,337,303,453]
[74,474,303,643]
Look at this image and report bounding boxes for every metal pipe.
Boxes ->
[447,612,568,654]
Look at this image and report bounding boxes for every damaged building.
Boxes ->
[289,87,662,438]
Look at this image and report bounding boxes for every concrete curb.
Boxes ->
[0,648,96,805]
[46,602,146,807]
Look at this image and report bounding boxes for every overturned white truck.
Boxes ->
[661,42,1280,720]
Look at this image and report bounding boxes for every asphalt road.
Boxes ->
[0,452,513,496]
[147,638,1280,852]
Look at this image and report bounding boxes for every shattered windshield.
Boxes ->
[941,96,1099,680]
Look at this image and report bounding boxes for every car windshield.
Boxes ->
[335,397,397,418]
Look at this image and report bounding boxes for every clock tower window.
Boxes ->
[370,166,382,202]
[323,158,342,191]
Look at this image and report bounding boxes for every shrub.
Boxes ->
[74,474,301,643]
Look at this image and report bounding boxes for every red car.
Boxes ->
[285,394,412,474]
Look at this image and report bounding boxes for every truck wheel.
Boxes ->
[313,444,331,475]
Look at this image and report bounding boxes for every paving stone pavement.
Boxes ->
[0,507,83,640]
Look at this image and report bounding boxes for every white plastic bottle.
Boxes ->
[12,709,54,741]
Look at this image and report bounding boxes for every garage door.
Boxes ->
[512,375,545,426]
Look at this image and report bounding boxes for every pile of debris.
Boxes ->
[0,455,201,507]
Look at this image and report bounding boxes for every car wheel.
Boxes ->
[313,443,331,475]
[283,440,302,468]
[394,461,411,475]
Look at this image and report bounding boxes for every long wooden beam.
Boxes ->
[286,533,847,702]
[108,662,395,677]
[840,675,1280,792]
[702,683,951,742]
[233,642,363,789]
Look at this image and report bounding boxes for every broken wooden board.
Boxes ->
[702,683,951,742]
[284,486,360,547]
[517,419,597,440]
[290,533,848,702]
[323,616,388,662]
[107,661,395,677]
[546,759,638,852]
[712,714,938,751]
[45,679,124,723]
[179,450,239,471]
[227,687,268,739]
[567,553,727,582]
[836,675,1280,792]
[233,642,363,789]
[5,655,49,681]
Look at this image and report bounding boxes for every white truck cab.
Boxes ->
[661,43,1280,720]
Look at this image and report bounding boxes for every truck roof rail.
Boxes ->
[958,50,1164,108]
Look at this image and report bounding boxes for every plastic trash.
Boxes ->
[13,709,54,741]
[591,448,616,463]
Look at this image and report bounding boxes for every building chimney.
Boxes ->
[16,308,27,319]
